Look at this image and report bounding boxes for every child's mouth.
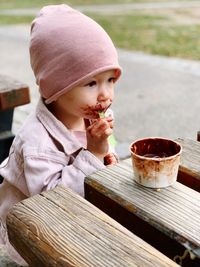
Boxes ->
[82,101,112,119]
[97,104,111,118]
[96,103,111,113]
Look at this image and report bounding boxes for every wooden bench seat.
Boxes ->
[6,186,179,267]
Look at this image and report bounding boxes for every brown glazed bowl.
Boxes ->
[130,137,182,188]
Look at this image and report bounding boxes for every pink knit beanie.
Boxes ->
[30,4,121,104]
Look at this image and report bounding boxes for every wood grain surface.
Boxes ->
[7,186,179,267]
[85,157,200,259]
[176,138,200,191]
[0,74,30,110]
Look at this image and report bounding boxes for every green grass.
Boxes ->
[90,13,200,60]
[0,15,34,24]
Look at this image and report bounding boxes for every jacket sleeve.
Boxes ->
[23,148,105,197]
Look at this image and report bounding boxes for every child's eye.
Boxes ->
[85,81,96,87]
[108,77,116,83]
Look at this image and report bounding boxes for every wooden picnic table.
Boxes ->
[176,138,200,192]
[0,74,30,167]
[0,74,30,111]
[85,138,200,267]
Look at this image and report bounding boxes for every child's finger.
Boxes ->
[92,123,111,138]
[105,117,114,129]
[88,118,108,130]
[87,119,112,138]
[104,128,113,137]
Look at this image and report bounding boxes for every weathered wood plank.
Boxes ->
[85,158,200,260]
[7,186,179,267]
[0,74,30,110]
[176,138,200,191]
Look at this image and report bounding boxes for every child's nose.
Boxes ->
[97,85,110,101]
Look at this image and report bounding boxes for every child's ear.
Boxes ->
[115,69,121,80]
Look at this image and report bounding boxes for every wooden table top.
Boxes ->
[85,138,200,261]
[176,138,200,190]
[0,74,30,110]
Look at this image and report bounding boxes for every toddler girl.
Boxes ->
[0,4,121,265]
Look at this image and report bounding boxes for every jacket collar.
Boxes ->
[36,98,83,155]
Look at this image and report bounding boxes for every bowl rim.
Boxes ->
[129,136,182,161]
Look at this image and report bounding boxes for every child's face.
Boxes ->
[56,69,117,120]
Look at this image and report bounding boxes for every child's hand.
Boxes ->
[86,117,113,161]
[104,152,118,166]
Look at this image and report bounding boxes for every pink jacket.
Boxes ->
[0,98,107,265]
